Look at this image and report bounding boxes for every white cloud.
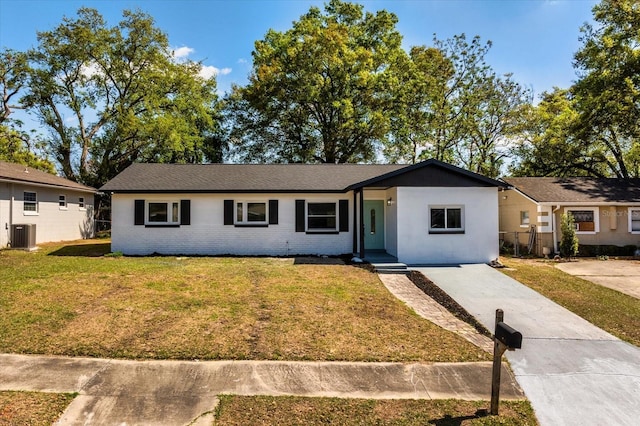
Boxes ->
[80,62,101,78]
[199,65,232,79]
[173,46,194,59]
[237,58,247,64]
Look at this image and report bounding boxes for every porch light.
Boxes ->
[387,197,394,206]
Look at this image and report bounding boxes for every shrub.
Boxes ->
[560,213,579,258]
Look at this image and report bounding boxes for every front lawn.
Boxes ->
[500,257,640,346]
[214,396,537,425]
[0,391,74,426]
[0,240,489,362]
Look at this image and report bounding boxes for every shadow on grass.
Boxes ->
[429,409,489,425]
[48,242,112,257]
[293,256,345,265]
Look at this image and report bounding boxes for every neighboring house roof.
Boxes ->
[0,161,96,193]
[100,160,506,194]
[503,177,640,204]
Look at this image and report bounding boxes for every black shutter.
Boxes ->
[339,199,349,232]
[224,200,234,225]
[180,200,191,225]
[269,200,278,225]
[134,200,145,225]
[295,200,305,232]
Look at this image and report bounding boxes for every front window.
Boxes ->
[148,201,179,224]
[568,210,595,232]
[307,202,337,231]
[629,208,640,233]
[236,201,267,224]
[429,206,464,233]
[23,191,37,213]
[59,195,67,209]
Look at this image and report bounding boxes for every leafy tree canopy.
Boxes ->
[225,0,405,164]
[21,8,221,187]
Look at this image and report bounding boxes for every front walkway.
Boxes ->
[415,264,640,426]
[0,354,523,425]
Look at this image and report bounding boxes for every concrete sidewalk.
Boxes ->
[0,353,524,425]
[415,264,640,426]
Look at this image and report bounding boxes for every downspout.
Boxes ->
[552,205,561,254]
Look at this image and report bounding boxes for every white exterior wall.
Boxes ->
[111,193,354,256]
[396,186,499,265]
[0,182,10,247]
[0,182,94,247]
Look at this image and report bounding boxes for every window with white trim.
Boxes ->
[235,201,267,224]
[79,197,85,209]
[307,202,337,231]
[520,211,530,227]
[59,195,67,209]
[629,208,640,233]
[567,208,598,233]
[429,205,464,233]
[147,201,180,225]
[23,191,37,213]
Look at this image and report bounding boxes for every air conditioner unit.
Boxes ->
[11,224,36,249]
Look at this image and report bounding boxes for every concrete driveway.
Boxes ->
[556,259,640,299]
[414,264,640,426]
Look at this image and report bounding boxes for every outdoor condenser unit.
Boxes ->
[11,224,36,249]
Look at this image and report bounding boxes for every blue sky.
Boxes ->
[1,0,597,98]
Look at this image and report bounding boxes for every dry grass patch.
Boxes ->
[0,241,488,362]
[0,391,75,425]
[214,396,537,425]
[500,257,640,346]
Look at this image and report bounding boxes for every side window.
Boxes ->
[235,201,267,224]
[629,208,640,233]
[59,195,67,209]
[79,197,85,209]
[147,201,180,225]
[23,191,37,213]
[520,211,530,227]
[429,206,464,233]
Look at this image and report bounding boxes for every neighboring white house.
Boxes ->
[0,161,96,248]
[101,159,505,265]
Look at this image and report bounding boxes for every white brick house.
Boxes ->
[101,159,505,265]
[0,161,96,248]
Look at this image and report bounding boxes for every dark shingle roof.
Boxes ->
[503,177,640,203]
[100,163,407,193]
[0,161,96,192]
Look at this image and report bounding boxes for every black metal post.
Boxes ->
[491,309,506,415]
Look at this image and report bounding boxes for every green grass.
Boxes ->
[0,240,489,362]
[0,391,75,426]
[500,258,640,346]
[214,396,537,425]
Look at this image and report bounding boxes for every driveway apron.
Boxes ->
[414,264,640,426]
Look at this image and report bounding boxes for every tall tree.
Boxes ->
[0,49,29,124]
[509,88,610,177]
[384,34,530,177]
[572,0,640,178]
[225,0,404,164]
[22,8,220,187]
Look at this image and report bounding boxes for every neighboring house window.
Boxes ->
[236,201,267,224]
[520,211,530,227]
[307,202,337,231]
[147,201,180,225]
[79,197,85,209]
[59,195,67,209]
[23,191,37,214]
[629,208,640,233]
[429,206,464,233]
[567,209,597,233]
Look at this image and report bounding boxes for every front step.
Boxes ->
[371,262,409,274]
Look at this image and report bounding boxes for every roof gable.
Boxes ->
[0,161,96,192]
[348,159,506,189]
[503,177,640,203]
